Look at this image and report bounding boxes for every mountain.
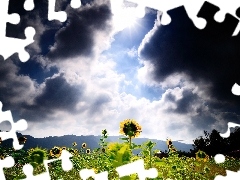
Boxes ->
[1,133,194,154]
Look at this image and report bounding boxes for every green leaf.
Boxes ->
[120,176,132,180]
[155,161,166,166]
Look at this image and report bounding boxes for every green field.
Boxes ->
[1,120,240,179]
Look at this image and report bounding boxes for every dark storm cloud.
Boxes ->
[221,112,240,124]
[21,74,84,121]
[139,2,240,110]
[0,58,38,121]
[47,1,112,60]
[191,113,217,130]
[0,59,35,108]
[164,92,176,102]
[174,90,198,114]
[164,89,199,114]
[35,74,82,110]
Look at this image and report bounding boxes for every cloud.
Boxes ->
[34,74,84,110]
[1,54,213,143]
[19,73,85,122]
[0,59,37,111]
[47,0,113,60]
[0,57,85,123]
[127,47,138,58]
[137,5,240,130]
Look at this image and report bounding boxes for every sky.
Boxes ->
[0,0,240,144]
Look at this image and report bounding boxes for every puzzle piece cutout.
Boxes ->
[21,150,73,180]
[0,156,15,180]
[123,0,240,35]
[0,101,28,150]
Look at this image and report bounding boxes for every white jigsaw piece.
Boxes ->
[220,122,240,138]
[21,150,73,180]
[123,0,240,35]
[0,156,15,180]
[232,83,240,96]
[0,101,28,150]
[116,159,158,180]
[0,0,36,62]
[215,170,240,180]
[79,169,109,180]
[80,159,158,180]
[48,0,82,22]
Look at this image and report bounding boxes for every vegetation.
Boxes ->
[1,120,240,179]
[192,127,240,157]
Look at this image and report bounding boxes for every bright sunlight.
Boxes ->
[111,0,145,32]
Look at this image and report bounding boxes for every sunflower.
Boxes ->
[82,143,87,148]
[18,136,27,145]
[101,147,105,153]
[69,149,77,155]
[72,142,77,147]
[166,138,173,149]
[0,155,5,160]
[119,119,142,138]
[102,129,107,136]
[50,146,62,158]
[86,149,91,154]
[196,150,209,162]
[28,148,35,154]
[166,139,172,146]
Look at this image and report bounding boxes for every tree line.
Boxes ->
[155,127,240,159]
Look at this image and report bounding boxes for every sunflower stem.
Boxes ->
[129,136,132,149]
[149,149,152,168]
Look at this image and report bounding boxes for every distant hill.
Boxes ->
[1,133,194,154]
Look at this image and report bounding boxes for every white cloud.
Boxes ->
[127,47,138,58]
[23,61,210,144]
[137,60,164,88]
